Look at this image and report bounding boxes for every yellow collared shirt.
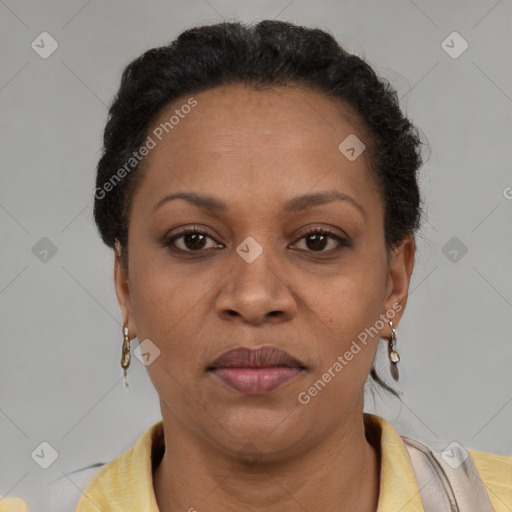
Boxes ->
[8,413,507,512]
[72,413,511,511]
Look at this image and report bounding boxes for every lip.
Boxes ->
[207,346,306,395]
[208,346,305,369]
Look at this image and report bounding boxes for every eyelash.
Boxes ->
[162,226,350,255]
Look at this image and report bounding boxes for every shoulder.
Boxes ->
[0,465,105,512]
[40,463,106,512]
[469,448,512,511]
[0,497,30,512]
[42,421,163,511]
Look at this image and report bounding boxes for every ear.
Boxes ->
[382,234,416,330]
[113,242,137,337]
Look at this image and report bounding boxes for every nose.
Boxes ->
[215,245,297,325]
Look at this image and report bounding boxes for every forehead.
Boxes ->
[149,83,369,156]
[132,84,379,215]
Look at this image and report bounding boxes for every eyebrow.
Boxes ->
[153,190,366,218]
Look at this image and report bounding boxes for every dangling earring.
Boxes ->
[387,320,400,381]
[121,325,131,387]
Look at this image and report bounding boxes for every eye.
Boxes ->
[293,228,350,253]
[162,226,350,255]
[163,227,223,252]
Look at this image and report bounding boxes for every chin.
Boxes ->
[204,407,310,458]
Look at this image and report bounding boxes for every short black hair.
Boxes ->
[94,19,425,397]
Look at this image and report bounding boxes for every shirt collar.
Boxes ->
[78,413,424,511]
[365,413,424,511]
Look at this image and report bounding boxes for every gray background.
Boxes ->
[1,0,511,506]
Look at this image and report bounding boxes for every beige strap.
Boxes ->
[403,437,495,512]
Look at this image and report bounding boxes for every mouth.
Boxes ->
[207,346,306,395]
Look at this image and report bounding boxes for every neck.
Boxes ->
[153,404,380,512]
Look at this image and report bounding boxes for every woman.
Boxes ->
[42,19,510,512]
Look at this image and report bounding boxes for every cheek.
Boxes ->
[297,293,383,418]
[129,271,209,413]
[128,260,206,357]
[312,255,387,340]
[303,259,387,390]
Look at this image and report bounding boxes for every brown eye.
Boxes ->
[294,228,350,253]
[180,232,208,250]
[305,232,329,251]
[163,228,222,252]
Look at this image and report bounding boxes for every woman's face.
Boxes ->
[114,84,414,458]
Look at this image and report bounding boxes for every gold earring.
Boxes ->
[387,321,400,381]
[121,326,131,387]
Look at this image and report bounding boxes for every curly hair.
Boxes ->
[93,19,425,397]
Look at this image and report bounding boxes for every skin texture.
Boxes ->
[113,84,415,511]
